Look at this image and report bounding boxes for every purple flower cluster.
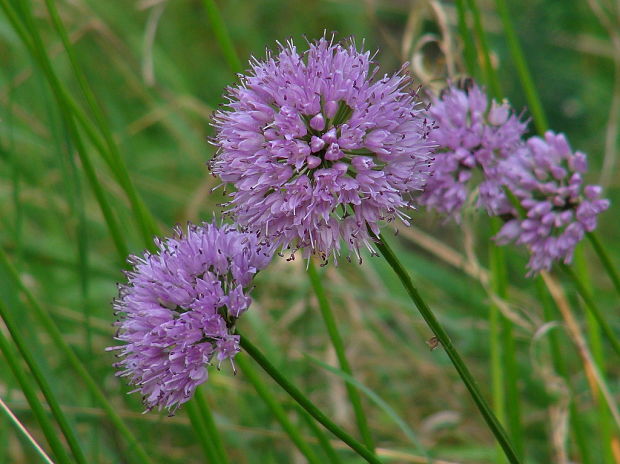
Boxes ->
[210,37,434,263]
[109,223,271,412]
[495,131,609,273]
[419,82,526,219]
[420,80,610,274]
[110,35,612,417]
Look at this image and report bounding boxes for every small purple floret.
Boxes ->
[419,82,526,219]
[108,223,272,413]
[210,36,435,264]
[495,131,609,274]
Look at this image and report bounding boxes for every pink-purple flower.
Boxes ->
[109,223,272,413]
[495,131,609,274]
[419,81,526,220]
[210,36,434,264]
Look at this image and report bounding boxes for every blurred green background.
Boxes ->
[0,0,618,463]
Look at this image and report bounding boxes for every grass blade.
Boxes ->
[561,263,620,358]
[201,0,243,74]
[185,400,222,463]
[375,233,521,464]
[239,335,384,464]
[195,389,230,464]
[587,232,620,297]
[454,0,478,77]
[490,219,523,461]
[465,0,501,98]
[0,396,55,464]
[236,355,322,464]
[0,0,128,262]
[536,278,593,463]
[298,407,344,464]
[43,0,159,246]
[305,354,430,460]
[574,249,616,463]
[307,261,375,452]
[0,298,88,464]
[493,0,549,133]
[0,325,72,464]
[0,247,153,464]
[541,271,620,430]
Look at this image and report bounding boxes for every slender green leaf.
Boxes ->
[306,354,430,461]
[239,336,384,464]
[308,261,375,452]
[0,396,54,464]
[0,298,88,464]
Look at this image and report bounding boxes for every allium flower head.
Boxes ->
[109,222,272,413]
[495,131,609,274]
[419,80,526,219]
[210,36,434,264]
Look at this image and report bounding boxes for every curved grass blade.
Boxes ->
[237,355,322,464]
[298,406,344,464]
[305,354,430,461]
[308,261,375,451]
[561,263,620,358]
[43,0,159,246]
[239,336,384,464]
[587,232,620,297]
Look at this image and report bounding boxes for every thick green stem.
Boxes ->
[561,263,620,358]
[307,261,375,452]
[488,283,506,464]
[239,336,384,464]
[587,232,620,297]
[375,234,520,464]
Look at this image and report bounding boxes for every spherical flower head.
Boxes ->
[495,131,610,274]
[210,36,435,264]
[419,80,526,220]
[108,223,272,413]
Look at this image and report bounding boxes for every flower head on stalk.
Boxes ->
[210,36,435,264]
[419,80,526,220]
[495,131,609,274]
[108,222,272,413]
